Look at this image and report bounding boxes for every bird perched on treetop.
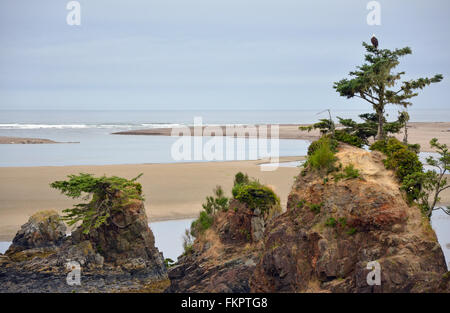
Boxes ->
[371,34,379,49]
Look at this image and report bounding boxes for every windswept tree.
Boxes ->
[51,173,144,234]
[334,42,443,139]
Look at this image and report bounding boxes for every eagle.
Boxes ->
[371,35,379,49]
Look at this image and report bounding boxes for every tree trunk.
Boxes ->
[403,123,408,144]
[375,108,384,140]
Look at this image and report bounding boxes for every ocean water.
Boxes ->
[0,109,448,167]
[0,110,316,166]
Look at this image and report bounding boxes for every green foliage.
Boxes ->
[371,137,422,182]
[325,217,337,227]
[234,172,250,186]
[202,185,229,215]
[369,139,388,154]
[295,198,322,214]
[386,147,422,181]
[334,41,443,139]
[309,202,323,214]
[234,181,280,213]
[307,136,338,156]
[334,130,365,148]
[182,228,194,255]
[297,199,307,209]
[50,173,143,234]
[300,118,335,135]
[338,217,347,228]
[402,138,450,218]
[343,164,360,179]
[191,186,229,236]
[164,258,175,268]
[346,227,357,235]
[307,138,337,173]
[191,211,214,236]
[333,164,361,182]
[336,113,404,146]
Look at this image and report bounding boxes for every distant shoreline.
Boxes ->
[112,122,450,153]
[0,136,79,145]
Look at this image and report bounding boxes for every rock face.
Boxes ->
[168,145,449,293]
[250,145,448,292]
[5,210,66,255]
[0,200,167,293]
[167,199,273,292]
[71,199,165,273]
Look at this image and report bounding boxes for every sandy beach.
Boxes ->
[0,136,59,144]
[0,157,304,241]
[1,121,449,240]
[0,136,78,145]
[114,122,450,152]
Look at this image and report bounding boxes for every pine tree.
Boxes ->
[334,42,443,139]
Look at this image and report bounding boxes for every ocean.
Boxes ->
[1,108,448,166]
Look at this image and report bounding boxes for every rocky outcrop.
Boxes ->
[167,199,274,292]
[5,210,66,255]
[70,199,165,273]
[250,145,448,292]
[0,200,167,293]
[167,144,449,293]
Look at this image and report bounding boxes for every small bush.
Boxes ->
[325,217,337,227]
[164,258,175,268]
[182,228,194,255]
[369,140,387,153]
[234,182,280,213]
[308,138,337,172]
[234,172,249,186]
[309,202,323,214]
[371,137,423,184]
[343,164,360,179]
[372,138,424,202]
[334,130,365,148]
[202,185,229,214]
[190,211,214,236]
[334,164,361,182]
[338,217,347,228]
[297,199,307,209]
[307,136,338,156]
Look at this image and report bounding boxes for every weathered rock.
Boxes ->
[71,199,165,274]
[250,145,449,293]
[167,144,448,293]
[167,200,273,293]
[5,210,66,255]
[0,200,167,293]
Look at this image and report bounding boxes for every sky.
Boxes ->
[0,0,449,111]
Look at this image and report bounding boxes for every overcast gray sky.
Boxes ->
[0,0,449,110]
